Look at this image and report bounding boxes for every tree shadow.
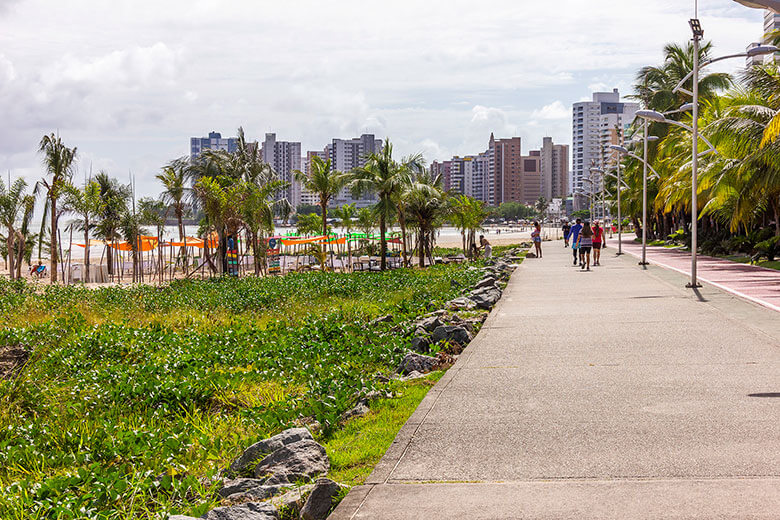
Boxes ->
[748,393,780,398]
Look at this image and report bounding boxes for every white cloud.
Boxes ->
[531,101,569,121]
[0,0,765,198]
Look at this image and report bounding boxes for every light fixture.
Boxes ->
[746,44,780,57]
[689,18,704,38]
[636,109,667,123]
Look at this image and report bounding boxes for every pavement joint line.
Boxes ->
[386,476,780,484]
[622,247,780,313]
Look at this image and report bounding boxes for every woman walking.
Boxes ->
[531,221,542,258]
[592,220,605,266]
[577,221,593,271]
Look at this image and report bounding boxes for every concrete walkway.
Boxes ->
[619,240,780,312]
[330,242,780,519]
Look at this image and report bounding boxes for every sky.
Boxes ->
[0,0,767,199]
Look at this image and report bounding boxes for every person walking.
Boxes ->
[479,235,492,259]
[577,221,593,271]
[531,221,542,258]
[592,220,605,266]
[569,218,583,265]
[562,221,571,247]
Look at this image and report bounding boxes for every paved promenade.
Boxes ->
[620,240,780,312]
[331,243,780,519]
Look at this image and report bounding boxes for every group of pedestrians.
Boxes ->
[562,219,606,271]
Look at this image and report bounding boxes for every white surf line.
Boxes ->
[623,248,780,313]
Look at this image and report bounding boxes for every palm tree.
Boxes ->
[241,179,287,275]
[348,138,423,270]
[63,180,104,283]
[406,169,445,267]
[157,157,192,263]
[294,156,347,239]
[94,172,131,279]
[535,196,549,220]
[0,178,29,280]
[356,206,375,254]
[37,134,77,283]
[334,203,357,271]
[449,195,489,257]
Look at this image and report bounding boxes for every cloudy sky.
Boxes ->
[0,0,766,198]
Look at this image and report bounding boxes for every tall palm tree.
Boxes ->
[356,206,375,254]
[449,195,489,257]
[294,156,347,239]
[157,157,192,255]
[94,172,131,278]
[0,177,32,280]
[37,134,77,283]
[348,138,423,270]
[334,203,357,271]
[63,180,104,283]
[406,169,445,267]
[241,179,287,275]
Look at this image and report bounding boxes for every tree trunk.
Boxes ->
[83,217,90,283]
[50,196,58,283]
[419,229,426,268]
[772,195,780,237]
[6,227,15,281]
[398,210,409,268]
[14,232,24,279]
[379,213,387,271]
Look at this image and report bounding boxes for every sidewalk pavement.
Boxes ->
[330,241,780,520]
[618,240,780,312]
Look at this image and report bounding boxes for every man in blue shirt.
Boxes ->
[569,218,583,265]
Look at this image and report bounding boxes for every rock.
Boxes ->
[415,315,443,332]
[431,325,472,346]
[445,297,476,311]
[397,352,437,375]
[401,370,427,381]
[410,335,433,353]
[253,439,329,483]
[219,478,271,498]
[525,252,537,258]
[268,483,315,512]
[227,428,313,478]
[201,502,279,520]
[370,314,394,326]
[474,276,497,289]
[300,478,345,520]
[341,399,370,421]
[469,287,502,310]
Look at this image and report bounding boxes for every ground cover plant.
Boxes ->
[0,264,484,519]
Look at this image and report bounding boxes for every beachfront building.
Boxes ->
[432,134,566,206]
[189,131,238,159]
[328,134,382,207]
[571,89,639,211]
[262,133,301,206]
[746,9,780,66]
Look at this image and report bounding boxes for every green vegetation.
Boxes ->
[0,264,483,519]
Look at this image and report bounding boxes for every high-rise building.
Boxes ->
[190,131,238,159]
[571,89,639,210]
[299,150,329,208]
[434,134,564,206]
[540,137,569,201]
[747,10,780,66]
[328,134,383,207]
[261,133,301,206]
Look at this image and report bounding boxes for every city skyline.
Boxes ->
[0,0,767,199]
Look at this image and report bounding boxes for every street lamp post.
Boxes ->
[637,37,775,288]
[606,146,625,255]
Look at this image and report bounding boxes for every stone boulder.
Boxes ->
[397,352,437,375]
[445,297,476,311]
[201,502,278,520]
[226,428,313,478]
[401,370,426,381]
[300,478,346,520]
[415,315,443,333]
[253,439,329,483]
[268,483,315,512]
[474,276,498,290]
[341,398,370,422]
[219,478,273,498]
[469,287,502,310]
[410,335,433,353]
[431,325,472,346]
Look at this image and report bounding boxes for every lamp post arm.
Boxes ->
[666,119,718,156]
[624,151,661,179]
[672,53,747,94]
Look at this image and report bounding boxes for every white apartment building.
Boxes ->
[328,134,382,207]
[747,10,780,66]
[189,131,238,160]
[571,89,639,211]
[261,133,301,206]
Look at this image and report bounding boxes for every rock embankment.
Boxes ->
[170,428,344,520]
